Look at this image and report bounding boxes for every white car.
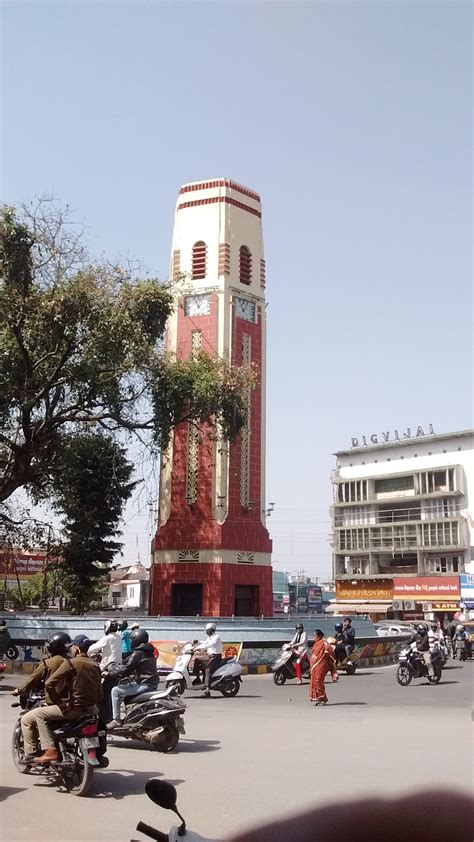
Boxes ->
[375,624,414,637]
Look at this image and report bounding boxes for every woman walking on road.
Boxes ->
[309,629,338,706]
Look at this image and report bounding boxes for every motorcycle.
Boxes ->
[11,690,108,797]
[134,779,218,842]
[107,684,186,752]
[327,636,359,675]
[165,643,243,698]
[396,645,442,686]
[271,644,310,686]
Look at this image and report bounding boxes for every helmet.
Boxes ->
[118,620,128,632]
[295,623,304,631]
[104,620,118,635]
[456,624,465,632]
[47,632,72,656]
[335,623,343,632]
[205,623,216,635]
[416,624,427,634]
[131,628,149,648]
[71,634,91,653]
[130,622,140,630]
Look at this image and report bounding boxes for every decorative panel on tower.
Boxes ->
[150,179,272,618]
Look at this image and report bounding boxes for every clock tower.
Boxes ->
[149,179,273,617]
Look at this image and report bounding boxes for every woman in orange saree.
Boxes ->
[309,629,338,705]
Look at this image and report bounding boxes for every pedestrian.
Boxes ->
[309,629,338,706]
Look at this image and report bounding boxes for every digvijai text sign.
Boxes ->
[351,424,435,448]
[393,577,460,601]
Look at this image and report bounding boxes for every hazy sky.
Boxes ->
[2,1,472,580]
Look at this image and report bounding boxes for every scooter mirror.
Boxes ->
[146,779,177,809]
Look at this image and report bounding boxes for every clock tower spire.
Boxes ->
[150,179,272,618]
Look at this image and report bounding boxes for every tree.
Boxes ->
[49,433,136,613]
[0,201,251,507]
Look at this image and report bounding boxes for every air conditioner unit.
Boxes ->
[403,600,416,611]
[392,600,404,611]
[422,603,432,613]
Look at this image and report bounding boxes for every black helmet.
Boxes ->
[104,620,118,635]
[416,624,427,634]
[131,628,149,648]
[295,623,304,631]
[71,634,91,653]
[118,619,128,632]
[335,623,343,632]
[47,632,72,656]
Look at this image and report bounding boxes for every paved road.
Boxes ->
[0,663,472,842]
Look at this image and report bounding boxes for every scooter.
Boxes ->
[11,690,108,797]
[326,637,359,675]
[271,644,310,685]
[165,643,243,697]
[133,779,220,842]
[107,684,186,752]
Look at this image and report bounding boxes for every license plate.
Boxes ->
[83,737,99,748]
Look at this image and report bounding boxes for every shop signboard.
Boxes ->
[307,586,323,611]
[460,574,474,610]
[393,577,460,601]
[431,602,459,611]
[336,580,393,602]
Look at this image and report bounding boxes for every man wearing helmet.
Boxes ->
[287,623,308,684]
[454,624,471,658]
[12,632,72,760]
[107,628,158,728]
[334,618,356,665]
[88,619,122,671]
[192,623,223,698]
[32,633,103,764]
[414,623,434,678]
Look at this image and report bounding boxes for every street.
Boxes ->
[0,663,472,842]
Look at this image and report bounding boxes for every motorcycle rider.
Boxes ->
[107,628,158,729]
[193,623,223,698]
[334,617,356,665]
[287,623,308,684]
[33,633,103,765]
[414,623,434,678]
[12,631,71,760]
[118,619,132,658]
[87,619,122,671]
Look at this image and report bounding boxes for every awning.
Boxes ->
[325,602,392,614]
[354,602,392,614]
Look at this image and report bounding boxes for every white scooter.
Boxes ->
[165,643,243,697]
[133,779,221,841]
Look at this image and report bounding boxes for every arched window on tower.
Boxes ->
[239,245,252,285]
[192,241,207,279]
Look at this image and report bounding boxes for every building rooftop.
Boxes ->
[334,429,473,458]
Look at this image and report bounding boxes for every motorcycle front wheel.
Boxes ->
[152,724,179,753]
[11,724,31,773]
[6,644,19,661]
[428,667,442,685]
[345,664,356,676]
[396,664,412,686]
[168,679,186,695]
[273,670,286,686]
[220,678,240,697]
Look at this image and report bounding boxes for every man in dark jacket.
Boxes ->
[334,617,356,664]
[0,619,11,656]
[33,634,103,765]
[107,628,158,729]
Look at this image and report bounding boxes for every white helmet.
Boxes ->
[456,624,465,631]
[205,623,216,634]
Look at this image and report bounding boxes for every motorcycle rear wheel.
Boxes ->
[345,664,356,676]
[64,746,94,797]
[152,724,179,753]
[396,664,412,686]
[168,679,186,695]
[220,678,240,697]
[6,644,19,661]
[273,670,286,686]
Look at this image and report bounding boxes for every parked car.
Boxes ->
[375,623,414,638]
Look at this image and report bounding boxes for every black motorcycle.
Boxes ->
[107,685,186,752]
[11,690,108,796]
[396,647,442,686]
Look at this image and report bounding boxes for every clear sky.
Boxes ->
[2,1,472,579]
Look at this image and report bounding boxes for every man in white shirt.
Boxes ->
[193,623,223,698]
[88,620,122,672]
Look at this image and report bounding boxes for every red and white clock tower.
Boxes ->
[149,179,273,617]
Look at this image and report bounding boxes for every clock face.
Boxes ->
[235,297,256,322]
[184,294,211,317]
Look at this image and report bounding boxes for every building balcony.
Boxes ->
[333,518,468,554]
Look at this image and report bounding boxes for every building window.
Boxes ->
[192,241,207,279]
[171,249,181,280]
[112,591,121,606]
[178,550,200,562]
[375,475,414,495]
[425,556,463,574]
[239,245,252,285]
[129,587,135,598]
[237,551,254,564]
